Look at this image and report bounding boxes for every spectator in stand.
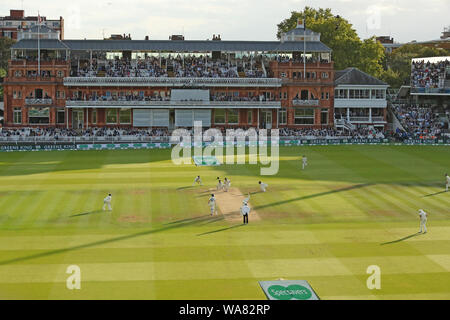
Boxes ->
[391,103,444,139]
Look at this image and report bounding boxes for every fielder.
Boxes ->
[241,202,251,225]
[208,194,218,216]
[259,181,268,192]
[223,178,231,192]
[217,179,223,191]
[418,209,428,234]
[193,175,203,186]
[302,156,308,170]
[446,173,450,192]
[103,193,112,211]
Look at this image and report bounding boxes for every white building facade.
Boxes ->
[334,68,389,129]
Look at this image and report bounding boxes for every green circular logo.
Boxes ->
[268,284,312,300]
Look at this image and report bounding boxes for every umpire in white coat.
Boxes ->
[241,203,251,225]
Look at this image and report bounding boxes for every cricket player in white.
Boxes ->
[418,209,428,234]
[103,193,112,211]
[259,181,268,192]
[446,174,450,192]
[241,202,251,224]
[223,178,231,192]
[302,156,308,170]
[217,179,223,191]
[208,194,217,216]
[193,175,203,186]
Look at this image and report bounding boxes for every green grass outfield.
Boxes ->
[0,145,449,300]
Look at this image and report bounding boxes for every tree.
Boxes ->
[0,37,15,70]
[379,67,403,89]
[0,37,15,102]
[277,7,385,76]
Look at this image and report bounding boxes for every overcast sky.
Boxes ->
[2,0,449,43]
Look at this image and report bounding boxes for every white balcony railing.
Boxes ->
[64,77,282,87]
[66,100,282,108]
[292,99,320,106]
[25,98,53,105]
[372,116,386,122]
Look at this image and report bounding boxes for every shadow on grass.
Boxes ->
[0,214,217,266]
[163,215,211,225]
[380,232,421,246]
[176,186,194,191]
[423,191,447,198]
[197,224,244,236]
[253,183,372,210]
[69,210,103,218]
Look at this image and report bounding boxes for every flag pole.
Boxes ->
[303,19,306,80]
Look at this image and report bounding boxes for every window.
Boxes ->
[349,90,355,99]
[56,91,65,99]
[247,110,253,125]
[294,108,314,125]
[214,109,225,124]
[283,92,288,100]
[336,89,348,99]
[321,92,325,100]
[14,70,22,77]
[321,109,328,125]
[362,89,370,99]
[279,110,287,125]
[322,72,329,79]
[57,71,64,77]
[326,92,329,100]
[106,109,118,124]
[119,109,131,124]
[92,109,97,124]
[227,109,239,124]
[13,108,22,124]
[57,109,65,124]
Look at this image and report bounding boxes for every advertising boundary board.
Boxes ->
[0,139,449,152]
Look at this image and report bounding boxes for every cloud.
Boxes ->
[1,0,448,42]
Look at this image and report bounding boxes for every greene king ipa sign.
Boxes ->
[259,281,320,300]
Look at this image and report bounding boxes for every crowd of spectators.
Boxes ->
[411,59,450,88]
[0,126,385,140]
[71,56,267,79]
[392,104,445,138]
[0,127,170,139]
[67,93,170,102]
[275,55,330,64]
[279,127,385,139]
[172,57,238,78]
[71,55,267,79]
[67,93,276,103]
[210,94,276,102]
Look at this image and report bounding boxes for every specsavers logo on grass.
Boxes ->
[259,281,319,300]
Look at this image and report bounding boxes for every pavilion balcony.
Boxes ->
[63,77,282,88]
[292,99,320,106]
[348,116,386,123]
[25,98,53,105]
[66,100,281,109]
